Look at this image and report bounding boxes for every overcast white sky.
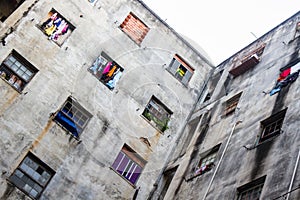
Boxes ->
[142,0,300,65]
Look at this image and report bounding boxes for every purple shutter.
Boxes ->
[117,156,129,174]
[112,152,123,170]
[128,165,142,184]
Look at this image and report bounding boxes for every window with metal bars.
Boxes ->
[237,176,266,200]
[53,96,92,138]
[142,95,172,132]
[224,92,242,116]
[8,152,55,199]
[195,144,220,176]
[0,50,38,92]
[111,144,146,185]
[259,109,287,143]
[167,54,194,86]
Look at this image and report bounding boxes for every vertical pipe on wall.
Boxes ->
[286,148,300,200]
[201,120,242,200]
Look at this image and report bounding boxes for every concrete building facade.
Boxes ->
[0,0,213,200]
[152,11,300,200]
[0,0,299,200]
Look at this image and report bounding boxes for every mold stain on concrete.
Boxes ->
[29,120,53,150]
[0,92,18,116]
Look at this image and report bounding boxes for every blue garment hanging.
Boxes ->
[54,111,80,137]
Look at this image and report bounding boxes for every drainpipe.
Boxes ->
[286,148,300,200]
[201,120,242,200]
[147,68,214,200]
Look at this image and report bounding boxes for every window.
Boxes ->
[224,92,242,116]
[8,152,55,199]
[237,176,266,200]
[88,52,124,90]
[0,0,25,22]
[294,22,300,38]
[142,96,172,132]
[167,54,194,85]
[53,96,92,138]
[112,144,146,185]
[159,166,178,200]
[259,109,287,143]
[39,9,75,46]
[0,50,38,92]
[229,44,265,77]
[195,145,220,175]
[120,12,149,45]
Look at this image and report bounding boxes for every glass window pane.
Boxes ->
[15,61,21,67]
[9,56,16,62]
[4,60,13,66]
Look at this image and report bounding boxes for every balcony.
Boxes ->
[229,54,260,77]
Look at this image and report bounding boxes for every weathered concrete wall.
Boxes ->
[0,0,213,200]
[161,12,300,200]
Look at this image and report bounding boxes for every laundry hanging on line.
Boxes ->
[270,62,300,96]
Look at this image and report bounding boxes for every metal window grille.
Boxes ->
[9,152,55,199]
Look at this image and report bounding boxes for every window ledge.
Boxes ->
[51,117,81,142]
[140,115,166,134]
[0,77,22,93]
[243,131,282,150]
[185,167,214,182]
[165,69,189,88]
[109,167,137,188]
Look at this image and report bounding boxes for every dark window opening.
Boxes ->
[142,96,172,132]
[159,166,178,200]
[203,93,211,102]
[53,96,92,138]
[0,0,25,22]
[237,176,266,200]
[8,152,55,200]
[111,144,146,185]
[0,50,38,92]
[88,52,124,90]
[224,92,242,116]
[259,108,287,143]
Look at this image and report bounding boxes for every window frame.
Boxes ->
[194,144,220,176]
[142,95,173,132]
[39,8,75,46]
[224,92,242,116]
[8,152,55,200]
[0,49,38,92]
[88,51,124,90]
[236,176,266,200]
[258,109,287,143]
[167,54,194,86]
[53,96,92,139]
[120,12,149,45]
[111,144,146,186]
